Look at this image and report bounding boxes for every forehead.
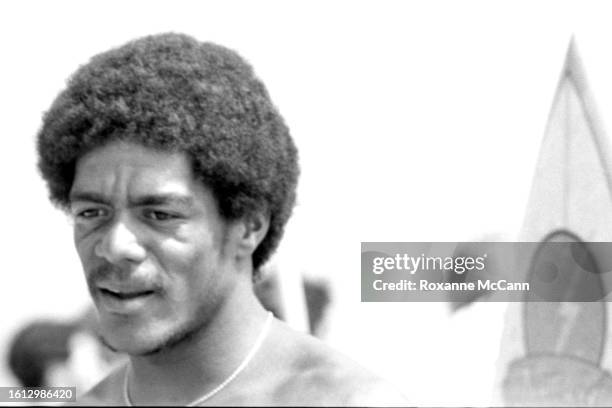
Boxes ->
[71,141,196,199]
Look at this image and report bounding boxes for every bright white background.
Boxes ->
[1,1,612,405]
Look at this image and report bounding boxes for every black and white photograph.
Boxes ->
[2,1,612,406]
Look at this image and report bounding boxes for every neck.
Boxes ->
[127,280,269,405]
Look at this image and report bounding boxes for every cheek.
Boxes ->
[155,238,228,299]
[74,231,96,266]
[156,239,214,280]
[157,225,223,269]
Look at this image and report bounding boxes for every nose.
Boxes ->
[95,216,146,264]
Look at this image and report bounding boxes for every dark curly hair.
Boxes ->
[36,32,299,273]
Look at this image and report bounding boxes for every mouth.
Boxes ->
[99,288,156,300]
[96,287,158,314]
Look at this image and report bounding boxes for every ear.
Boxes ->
[233,210,270,259]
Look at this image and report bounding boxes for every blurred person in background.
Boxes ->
[8,310,124,398]
[36,32,405,405]
[254,270,332,337]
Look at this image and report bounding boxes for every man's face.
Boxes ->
[70,141,239,355]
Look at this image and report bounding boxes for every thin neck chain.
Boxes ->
[124,311,273,406]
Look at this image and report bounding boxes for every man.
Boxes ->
[37,33,405,405]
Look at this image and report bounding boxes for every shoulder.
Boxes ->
[76,363,127,406]
[267,322,408,406]
[343,379,410,406]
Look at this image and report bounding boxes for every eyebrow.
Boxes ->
[69,191,110,205]
[130,194,194,208]
[69,191,194,208]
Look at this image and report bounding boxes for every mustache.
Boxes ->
[87,263,163,291]
[90,263,124,280]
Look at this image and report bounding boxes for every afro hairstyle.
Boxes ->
[36,32,299,273]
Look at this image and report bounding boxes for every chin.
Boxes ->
[99,318,205,357]
[98,330,160,356]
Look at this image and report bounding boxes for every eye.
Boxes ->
[71,207,111,229]
[144,210,177,221]
[75,208,107,219]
